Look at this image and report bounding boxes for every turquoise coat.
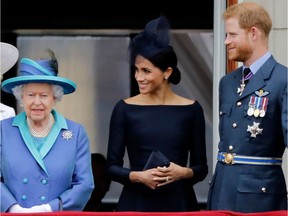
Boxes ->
[0,110,94,212]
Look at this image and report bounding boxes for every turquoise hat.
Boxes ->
[2,58,76,94]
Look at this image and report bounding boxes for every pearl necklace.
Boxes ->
[27,114,54,138]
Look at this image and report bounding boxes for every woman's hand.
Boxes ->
[152,162,194,187]
[129,163,193,189]
[130,168,168,189]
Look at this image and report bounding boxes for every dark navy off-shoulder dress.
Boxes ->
[106,99,208,212]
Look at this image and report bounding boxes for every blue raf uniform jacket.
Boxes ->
[0,110,94,212]
[207,56,287,212]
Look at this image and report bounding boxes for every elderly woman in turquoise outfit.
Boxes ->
[0,50,94,213]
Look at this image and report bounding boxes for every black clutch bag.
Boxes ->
[143,150,170,170]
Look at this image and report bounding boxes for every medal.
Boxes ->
[259,97,268,118]
[247,107,254,116]
[247,96,256,116]
[259,110,265,117]
[237,83,245,96]
[247,122,263,138]
[238,69,253,96]
[253,97,262,118]
[254,109,260,117]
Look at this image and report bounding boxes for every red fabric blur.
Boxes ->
[1,210,287,216]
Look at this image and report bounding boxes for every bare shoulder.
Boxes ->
[124,94,195,105]
[124,95,143,105]
[175,95,195,105]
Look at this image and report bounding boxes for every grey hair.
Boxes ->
[12,84,64,104]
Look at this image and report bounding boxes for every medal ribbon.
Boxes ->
[261,97,268,112]
[244,71,253,81]
[249,96,255,107]
[255,97,262,111]
[243,68,253,84]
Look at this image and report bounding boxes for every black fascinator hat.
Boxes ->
[129,16,171,64]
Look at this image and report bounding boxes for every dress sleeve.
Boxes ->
[189,101,208,185]
[106,100,131,185]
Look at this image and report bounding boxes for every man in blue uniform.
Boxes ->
[207,2,287,213]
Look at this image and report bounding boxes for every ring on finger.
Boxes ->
[166,176,169,182]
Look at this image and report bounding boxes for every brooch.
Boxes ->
[247,122,263,138]
[62,130,73,140]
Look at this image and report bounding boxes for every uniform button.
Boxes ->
[232,123,237,128]
[236,102,242,106]
[40,196,46,202]
[261,187,266,193]
[23,178,28,184]
[21,195,27,200]
[41,179,47,185]
[229,145,233,150]
[219,111,223,115]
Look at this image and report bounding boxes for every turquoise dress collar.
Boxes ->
[12,110,68,175]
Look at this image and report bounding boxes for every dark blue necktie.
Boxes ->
[243,68,253,84]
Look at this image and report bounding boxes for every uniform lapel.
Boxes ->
[239,56,275,99]
[232,68,243,97]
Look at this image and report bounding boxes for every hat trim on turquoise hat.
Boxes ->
[2,76,76,94]
[21,58,55,76]
[1,58,77,95]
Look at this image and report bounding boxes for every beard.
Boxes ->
[227,42,253,62]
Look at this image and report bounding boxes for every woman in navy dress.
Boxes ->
[106,16,208,212]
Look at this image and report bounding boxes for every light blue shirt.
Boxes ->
[244,51,272,75]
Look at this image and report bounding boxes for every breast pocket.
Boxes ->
[219,104,232,138]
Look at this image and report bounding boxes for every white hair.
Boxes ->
[12,84,64,104]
